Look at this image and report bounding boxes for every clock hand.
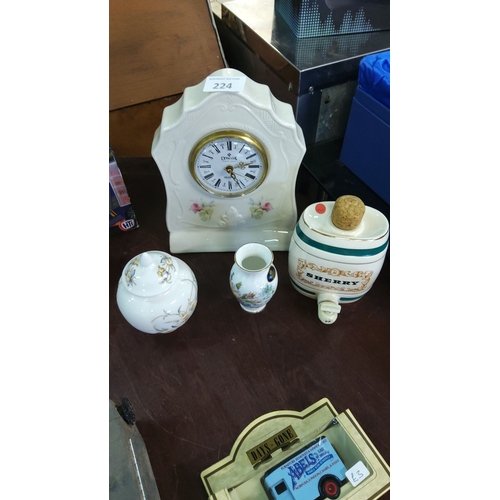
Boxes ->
[232,171,248,179]
[225,166,243,189]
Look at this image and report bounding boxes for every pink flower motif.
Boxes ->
[261,202,273,212]
[190,203,203,213]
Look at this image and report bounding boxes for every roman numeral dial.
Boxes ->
[189,131,268,197]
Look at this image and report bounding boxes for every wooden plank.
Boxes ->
[109,96,181,157]
[110,0,225,110]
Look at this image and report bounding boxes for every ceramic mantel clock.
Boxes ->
[151,68,306,253]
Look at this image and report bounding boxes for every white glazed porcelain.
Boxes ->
[151,68,306,253]
[288,201,389,325]
[230,243,278,313]
[116,250,198,334]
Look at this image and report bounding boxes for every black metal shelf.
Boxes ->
[298,138,390,222]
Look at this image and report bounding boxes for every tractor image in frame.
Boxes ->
[262,436,347,500]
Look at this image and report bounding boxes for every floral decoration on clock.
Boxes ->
[190,201,215,221]
[249,198,273,219]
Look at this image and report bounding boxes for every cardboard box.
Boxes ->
[275,0,390,38]
[109,148,139,233]
[200,398,390,499]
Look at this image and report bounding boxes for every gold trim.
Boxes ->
[189,130,269,198]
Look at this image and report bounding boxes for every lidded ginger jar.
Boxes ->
[116,250,197,334]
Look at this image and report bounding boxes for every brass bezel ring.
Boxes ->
[189,130,269,198]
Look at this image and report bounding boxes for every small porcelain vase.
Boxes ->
[229,243,278,313]
[116,250,198,334]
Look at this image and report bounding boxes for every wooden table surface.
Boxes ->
[109,157,390,499]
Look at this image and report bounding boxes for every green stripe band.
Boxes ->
[296,224,388,257]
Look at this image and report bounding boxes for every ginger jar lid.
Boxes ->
[120,251,180,298]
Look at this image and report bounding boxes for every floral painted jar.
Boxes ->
[229,243,278,313]
[116,250,198,334]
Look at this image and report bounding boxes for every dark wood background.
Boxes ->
[109,157,390,499]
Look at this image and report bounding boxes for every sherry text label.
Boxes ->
[296,259,373,293]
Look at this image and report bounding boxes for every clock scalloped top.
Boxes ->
[152,68,306,253]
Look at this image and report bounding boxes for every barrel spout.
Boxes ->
[317,293,341,325]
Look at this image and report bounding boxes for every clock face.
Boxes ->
[189,130,268,197]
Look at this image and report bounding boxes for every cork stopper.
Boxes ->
[331,195,365,230]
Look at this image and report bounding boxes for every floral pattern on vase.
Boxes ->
[229,243,278,313]
[230,277,276,310]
